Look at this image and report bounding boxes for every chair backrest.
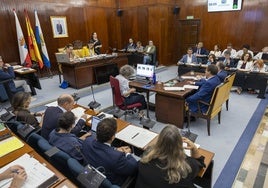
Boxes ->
[206,82,228,117]
[223,72,236,101]
[26,133,53,159]
[109,76,125,108]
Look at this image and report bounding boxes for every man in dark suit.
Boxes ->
[193,42,208,64]
[186,64,221,113]
[82,118,138,186]
[216,61,228,82]
[0,57,30,94]
[56,21,63,34]
[41,94,87,140]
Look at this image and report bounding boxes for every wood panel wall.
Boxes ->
[0,0,267,75]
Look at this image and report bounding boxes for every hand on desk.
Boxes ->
[79,132,92,140]
[117,146,132,154]
[0,165,27,187]
[182,137,201,158]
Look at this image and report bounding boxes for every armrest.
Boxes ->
[197,100,211,113]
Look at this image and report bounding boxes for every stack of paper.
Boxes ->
[0,136,24,157]
[115,125,158,148]
[0,153,57,188]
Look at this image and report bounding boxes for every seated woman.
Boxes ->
[206,54,216,65]
[253,46,268,63]
[135,125,205,188]
[135,41,144,53]
[251,59,266,72]
[48,111,90,164]
[116,65,147,112]
[236,52,253,94]
[11,91,42,129]
[209,44,222,59]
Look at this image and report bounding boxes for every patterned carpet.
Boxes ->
[232,106,268,188]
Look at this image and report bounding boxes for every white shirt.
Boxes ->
[115,74,130,97]
[222,49,237,58]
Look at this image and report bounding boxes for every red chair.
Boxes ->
[109,76,142,119]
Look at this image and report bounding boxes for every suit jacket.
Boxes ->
[179,54,198,64]
[217,70,228,82]
[186,75,221,113]
[49,129,84,163]
[41,106,85,140]
[82,136,138,186]
[193,47,208,55]
[144,45,156,54]
[135,156,205,188]
[0,67,17,92]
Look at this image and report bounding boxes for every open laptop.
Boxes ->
[91,116,101,136]
[55,53,70,63]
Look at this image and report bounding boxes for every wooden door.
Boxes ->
[176,19,200,59]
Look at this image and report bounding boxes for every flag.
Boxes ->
[25,11,44,69]
[34,10,51,68]
[13,10,32,67]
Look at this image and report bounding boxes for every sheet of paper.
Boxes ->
[180,76,197,80]
[115,125,158,148]
[0,153,56,188]
[183,85,199,89]
[163,87,184,91]
[71,106,86,119]
[0,136,24,157]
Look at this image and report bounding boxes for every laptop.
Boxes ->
[91,116,101,136]
[55,53,70,63]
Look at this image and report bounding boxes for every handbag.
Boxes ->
[77,165,106,188]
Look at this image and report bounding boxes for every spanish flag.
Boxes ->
[25,11,44,69]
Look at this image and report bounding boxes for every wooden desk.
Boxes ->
[60,53,128,89]
[130,80,196,128]
[14,67,42,95]
[0,128,74,188]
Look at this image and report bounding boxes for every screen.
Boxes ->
[136,64,155,78]
[91,116,101,132]
[208,0,242,12]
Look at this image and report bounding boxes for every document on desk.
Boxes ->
[71,106,86,118]
[0,136,24,157]
[183,85,199,90]
[115,125,158,148]
[181,76,198,80]
[164,87,185,91]
[0,153,58,188]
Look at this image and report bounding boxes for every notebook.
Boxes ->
[55,53,70,63]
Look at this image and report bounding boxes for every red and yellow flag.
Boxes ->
[25,11,44,69]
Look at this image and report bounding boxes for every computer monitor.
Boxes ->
[136,64,155,78]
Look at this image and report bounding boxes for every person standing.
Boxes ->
[89,32,102,55]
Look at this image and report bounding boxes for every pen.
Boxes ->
[12,170,19,174]
[131,133,139,139]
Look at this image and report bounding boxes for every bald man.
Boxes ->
[41,94,87,140]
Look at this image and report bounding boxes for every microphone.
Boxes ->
[88,85,101,109]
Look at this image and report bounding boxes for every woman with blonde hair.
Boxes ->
[135,125,205,188]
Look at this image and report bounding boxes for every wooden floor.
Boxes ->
[233,107,268,188]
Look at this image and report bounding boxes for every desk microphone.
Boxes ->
[88,85,101,109]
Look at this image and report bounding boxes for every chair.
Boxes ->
[187,82,229,135]
[109,76,142,119]
[223,72,236,110]
[26,133,53,159]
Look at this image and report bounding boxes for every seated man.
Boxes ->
[143,40,156,65]
[0,56,31,94]
[253,46,268,63]
[236,44,254,59]
[221,43,237,59]
[41,94,87,140]
[216,61,228,82]
[186,64,221,113]
[177,47,198,64]
[82,118,138,186]
[64,43,78,59]
[193,42,208,64]
[125,38,136,52]
[49,111,90,164]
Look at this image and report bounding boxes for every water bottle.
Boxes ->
[152,72,156,84]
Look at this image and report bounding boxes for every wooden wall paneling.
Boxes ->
[107,9,122,50]
[136,7,149,47]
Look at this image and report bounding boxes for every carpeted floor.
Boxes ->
[232,106,268,188]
